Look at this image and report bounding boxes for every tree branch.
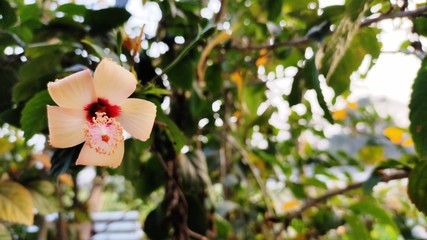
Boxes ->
[229,5,427,51]
[361,5,427,27]
[267,171,410,224]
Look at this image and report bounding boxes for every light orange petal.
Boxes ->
[116,98,157,141]
[76,141,124,168]
[47,69,96,109]
[47,106,86,148]
[93,58,137,105]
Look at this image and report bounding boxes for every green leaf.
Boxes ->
[50,143,84,179]
[408,160,427,214]
[346,0,372,21]
[12,54,61,103]
[27,180,59,215]
[56,3,87,16]
[179,150,213,198]
[84,8,131,32]
[345,214,371,240]
[321,27,381,96]
[0,66,18,112]
[409,57,427,159]
[168,55,195,90]
[0,223,11,240]
[288,74,304,106]
[156,110,186,152]
[26,42,76,58]
[144,205,169,239]
[319,0,373,96]
[414,17,427,36]
[82,39,121,63]
[0,0,17,28]
[141,84,171,97]
[311,208,342,235]
[150,24,216,83]
[119,139,165,198]
[20,91,55,140]
[304,57,334,123]
[0,181,34,225]
[186,194,208,234]
[265,0,282,21]
[215,214,232,238]
[205,63,223,96]
[350,200,399,233]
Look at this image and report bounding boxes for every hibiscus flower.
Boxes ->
[47,58,156,168]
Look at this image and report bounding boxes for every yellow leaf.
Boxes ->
[0,223,11,240]
[230,71,244,102]
[358,145,384,164]
[0,138,13,154]
[0,181,34,225]
[197,31,231,87]
[347,101,358,110]
[59,174,74,187]
[255,49,269,66]
[402,138,414,147]
[332,109,347,120]
[383,127,404,144]
[282,200,300,210]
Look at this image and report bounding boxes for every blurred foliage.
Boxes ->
[1,0,427,239]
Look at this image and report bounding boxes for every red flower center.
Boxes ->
[84,98,121,122]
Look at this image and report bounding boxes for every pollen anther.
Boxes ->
[84,112,124,155]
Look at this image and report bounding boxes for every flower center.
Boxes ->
[84,112,124,155]
[84,98,121,122]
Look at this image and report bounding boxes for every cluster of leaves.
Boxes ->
[1,0,427,239]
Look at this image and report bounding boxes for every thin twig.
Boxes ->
[267,171,410,223]
[229,5,427,51]
[226,135,275,217]
[361,5,427,27]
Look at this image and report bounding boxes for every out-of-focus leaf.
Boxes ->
[186,194,208,235]
[154,24,216,83]
[408,160,427,214]
[350,200,399,232]
[215,214,232,238]
[27,180,59,215]
[265,0,282,21]
[319,0,375,96]
[56,3,87,16]
[0,66,18,112]
[144,205,169,239]
[140,83,171,97]
[243,85,266,119]
[197,30,231,86]
[0,0,17,28]
[84,8,131,32]
[311,208,342,235]
[119,139,166,198]
[345,214,371,240]
[0,181,34,225]
[205,63,223,96]
[288,74,304,106]
[304,57,333,123]
[321,27,381,96]
[0,223,11,240]
[82,39,121,63]
[12,54,61,103]
[156,109,185,152]
[26,42,77,58]
[410,57,427,159]
[179,150,213,199]
[358,145,384,164]
[20,90,54,140]
[50,143,84,179]
[168,55,194,90]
